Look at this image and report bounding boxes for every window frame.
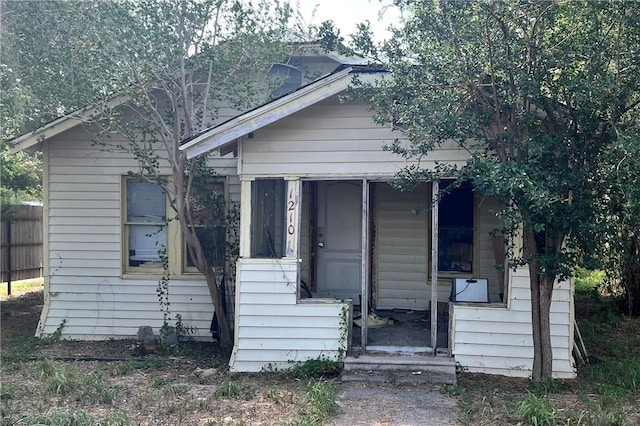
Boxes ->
[436,181,476,276]
[122,176,169,274]
[182,177,228,274]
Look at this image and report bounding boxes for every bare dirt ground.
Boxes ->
[0,291,461,425]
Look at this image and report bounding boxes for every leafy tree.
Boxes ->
[353,0,640,382]
[2,0,298,346]
[0,141,41,215]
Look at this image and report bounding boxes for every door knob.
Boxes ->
[318,242,324,248]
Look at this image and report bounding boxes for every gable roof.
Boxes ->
[7,48,369,154]
[8,95,129,153]
[181,65,387,159]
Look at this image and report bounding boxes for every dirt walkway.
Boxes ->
[330,382,460,425]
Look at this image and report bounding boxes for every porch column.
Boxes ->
[239,177,254,258]
[284,178,301,259]
[431,180,439,353]
[361,179,370,350]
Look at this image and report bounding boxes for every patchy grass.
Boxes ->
[0,277,44,299]
[456,293,640,425]
[0,291,337,425]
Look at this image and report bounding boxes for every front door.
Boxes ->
[315,181,362,302]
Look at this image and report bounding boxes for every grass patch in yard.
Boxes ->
[457,292,640,426]
[0,277,44,299]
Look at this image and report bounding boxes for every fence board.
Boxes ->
[1,205,43,284]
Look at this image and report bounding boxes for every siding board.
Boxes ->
[452,269,575,378]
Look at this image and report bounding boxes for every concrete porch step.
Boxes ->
[342,354,457,385]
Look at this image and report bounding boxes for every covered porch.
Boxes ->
[229,176,508,372]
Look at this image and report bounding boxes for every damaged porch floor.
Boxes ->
[347,309,456,385]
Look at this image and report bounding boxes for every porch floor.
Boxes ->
[353,309,449,349]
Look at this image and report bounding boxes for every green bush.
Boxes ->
[290,357,343,379]
[575,268,606,294]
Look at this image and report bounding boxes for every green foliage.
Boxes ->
[513,393,557,426]
[298,379,339,425]
[33,359,122,404]
[290,357,343,380]
[351,0,640,382]
[575,268,607,295]
[214,379,242,398]
[0,142,42,214]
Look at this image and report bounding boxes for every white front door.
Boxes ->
[316,181,362,302]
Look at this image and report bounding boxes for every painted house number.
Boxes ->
[287,190,295,235]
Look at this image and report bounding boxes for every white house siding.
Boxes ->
[374,183,430,310]
[229,259,348,372]
[451,267,576,378]
[239,96,471,177]
[38,125,239,340]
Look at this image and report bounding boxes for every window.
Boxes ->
[125,178,167,270]
[184,179,227,271]
[251,179,286,258]
[438,182,474,273]
[123,176,228,275]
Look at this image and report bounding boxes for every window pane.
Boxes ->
[186,226,226,269]
[126,178,167,268]
[128,224,167,267]
[438,182,474,272]
[127,179,166,222]
[251,179,285,258]
[438,228,473,272]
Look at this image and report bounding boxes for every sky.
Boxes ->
[296,0,402,42]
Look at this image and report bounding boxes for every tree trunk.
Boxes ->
[203,265,232,346]
[623,236,640,317]
[524,227,555,383]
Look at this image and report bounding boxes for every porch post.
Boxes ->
[239,177,253,258]
[361,179,370,351]
[284,178,301,259]
[431,180,439,353]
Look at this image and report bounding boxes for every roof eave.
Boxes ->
[7,95,129,153]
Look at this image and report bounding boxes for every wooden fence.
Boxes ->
[1,205,43,289]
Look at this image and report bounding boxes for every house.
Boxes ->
[181,65,577,378]
[9,51,577,379]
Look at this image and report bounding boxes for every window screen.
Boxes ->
[251,179,286,258]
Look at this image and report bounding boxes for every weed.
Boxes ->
[529,378,569,395]
[1,336,42,364]
[42,319,67,344]
[290,357,343,379]
[298,379,338,425]
[512,392,557,426]
[0,383,26,401]
[32,359,122,404]
[215,379,242,398]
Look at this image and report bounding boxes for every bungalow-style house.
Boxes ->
[9,49,577,379]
